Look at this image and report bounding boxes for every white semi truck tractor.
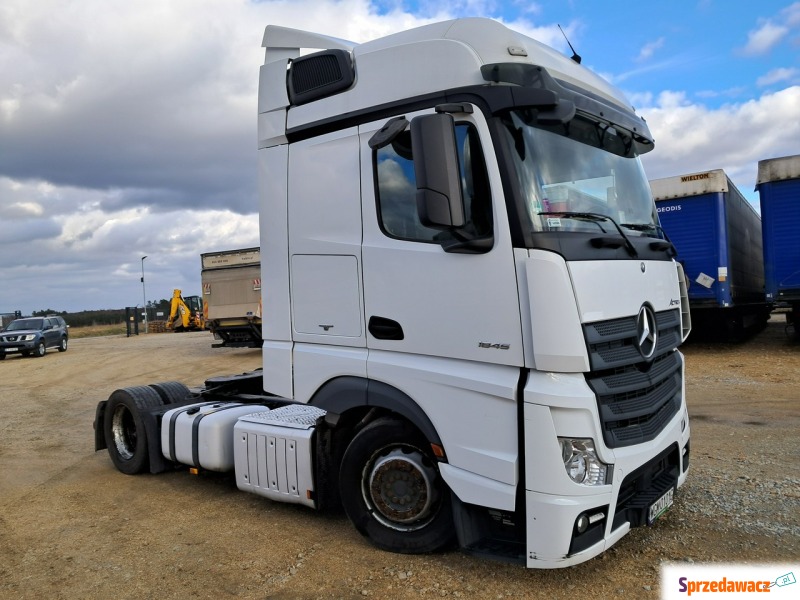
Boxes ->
[95,18,692,568]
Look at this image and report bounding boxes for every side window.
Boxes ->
[374,123,492,243]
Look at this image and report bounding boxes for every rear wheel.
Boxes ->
[149,381,190,405]
[103,386,163,474]
[58,337,68,352]
[339,417,454,554]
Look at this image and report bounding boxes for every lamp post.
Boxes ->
[141,256,148,333]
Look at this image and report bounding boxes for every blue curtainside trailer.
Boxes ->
[651,169,770,339]
[757,154,800,339]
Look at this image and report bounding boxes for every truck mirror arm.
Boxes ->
[368,116,409,150]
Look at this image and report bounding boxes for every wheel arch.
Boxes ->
[308,376,445,515]
[309,376,442,447]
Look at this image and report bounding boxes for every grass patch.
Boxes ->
[68,324,130,338]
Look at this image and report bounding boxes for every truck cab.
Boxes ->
[258,18,691,567]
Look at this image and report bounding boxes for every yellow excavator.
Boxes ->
[166,289,205,331]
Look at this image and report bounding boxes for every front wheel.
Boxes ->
[103,386,163,474]
[339,417,455,554]
[33,341,46,357]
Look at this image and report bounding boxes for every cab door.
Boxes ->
[359,108,523,367]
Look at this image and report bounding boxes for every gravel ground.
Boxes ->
[0,317,797,599]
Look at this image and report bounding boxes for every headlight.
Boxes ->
[558,438,610,486]
[21,334,36,341]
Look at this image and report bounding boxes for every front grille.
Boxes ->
[584,309,683,448]
[584,309,682,371]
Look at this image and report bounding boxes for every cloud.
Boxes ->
[757,67,800,87]
[510,0,544,16]
[694,86,748,100]
[0,217,61,243]
[613,59,679,85]
[783,2,800,26]
[0,197,259,312]
[636,37,665,62]
[741,21,788,55]
[1,1,260,213]
[4,201,44,218]
[739,3,800,56]
[639,86,800,197]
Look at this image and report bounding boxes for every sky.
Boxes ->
[1,0,798,315]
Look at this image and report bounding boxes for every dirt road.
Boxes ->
[0,323,797,599]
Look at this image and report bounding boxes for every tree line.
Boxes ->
[30,299,174,328]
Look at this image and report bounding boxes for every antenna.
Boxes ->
[558,24,582,64]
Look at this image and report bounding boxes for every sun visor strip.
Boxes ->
[481,63,654,153]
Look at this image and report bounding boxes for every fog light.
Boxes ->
[576,513,589,534]
[559,438,610,486]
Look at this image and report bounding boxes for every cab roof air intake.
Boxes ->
[288,49,354,106]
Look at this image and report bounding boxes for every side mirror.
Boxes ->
[410,113,465,230]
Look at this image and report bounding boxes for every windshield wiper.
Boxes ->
[621,222,657,234]
[539,211,638,257]
[622,223,677,256]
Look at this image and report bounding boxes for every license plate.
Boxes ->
[648,487,674,525]
[4,347,18,353]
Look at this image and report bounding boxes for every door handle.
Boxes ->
[368,316,404,340]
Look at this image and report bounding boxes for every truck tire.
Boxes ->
[58,337,68,352]
[339,417,455,554]
[103,386,163,474]
[33,341,46,357]
[148,381,190,405]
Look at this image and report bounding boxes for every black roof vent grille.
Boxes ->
[288,49,354,106]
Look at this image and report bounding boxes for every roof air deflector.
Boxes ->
[262,25,353,63]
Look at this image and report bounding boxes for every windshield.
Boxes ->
[500,110,659,238]
[7,318,42,331]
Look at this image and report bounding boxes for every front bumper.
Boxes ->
[0,340,38,354]
[523,367,690,568]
